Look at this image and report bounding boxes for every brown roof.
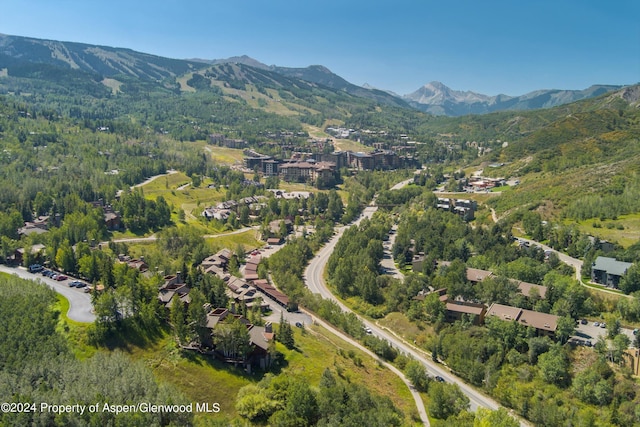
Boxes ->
[486,303,523,321]
[466,268,494,283]
[246,257,261,266]
[248,325,271,351]
[253,280,289,306]
[515,281,548,299]
[518,310,558,332]
[486,303,558,332]
[445,302,485,316]
[206,308,229,329]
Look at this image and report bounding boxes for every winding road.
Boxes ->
[304,206,506,416]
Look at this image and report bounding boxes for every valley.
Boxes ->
[0,33,639,427]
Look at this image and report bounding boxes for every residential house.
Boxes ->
[13,244,46,265]
[18,215,50,237]
[252,279,292,310]
[466,267,494,284]
[158,276,191,310]
[412,253,426,273]
[268,219,293,236]
[204,307,274,370]
[514,280,547,299]
[444,300,486,325]
[591,256,633,288]
[436,198,477,221]
[486,303,558,337]
[244,255,261,281]
[465,267,547,299]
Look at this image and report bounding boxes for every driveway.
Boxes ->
[0,265,96,323]
[380,225,403,280]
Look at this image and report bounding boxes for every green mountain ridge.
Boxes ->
[0,34,207,81]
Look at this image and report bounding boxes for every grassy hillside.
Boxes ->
[120,324,420,425]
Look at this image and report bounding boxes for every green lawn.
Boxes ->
[332,138,374,153]
[138,171,227,228]
[53,294,97,360]
[207,229,262,252]
[205,146,246,165]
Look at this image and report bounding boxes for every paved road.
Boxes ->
[516,237,583,281]
[303,205,528,425]
[303,310,430,426]
[0,265,96,323]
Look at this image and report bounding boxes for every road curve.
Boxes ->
[304,206,529,424]
[0,265,96,323]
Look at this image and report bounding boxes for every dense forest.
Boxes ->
[0,274,192,426]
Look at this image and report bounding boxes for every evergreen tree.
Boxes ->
[278,312,295,349]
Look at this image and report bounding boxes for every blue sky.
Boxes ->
[2,0,638,95]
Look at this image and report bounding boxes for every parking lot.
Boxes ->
[0,265,95,322]
[572,320,638,347]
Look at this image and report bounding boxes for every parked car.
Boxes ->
[594,322,600,327]
[50,273,59,280]
[600,322,606,328]
[364,327,373,335]
[29,264,43,273]
[435,376,445,383]
[633,329,638,336]
[580,319,588,325]
[295,322,303,328]
[55,275,68,281]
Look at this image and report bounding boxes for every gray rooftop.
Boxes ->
[592,256,633,277]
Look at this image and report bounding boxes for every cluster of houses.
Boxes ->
[17,200,123,238]
[414,264,558,337]
[463,176,507,192]
[18,215,53,237]
[201,195,266,222]
[435,198,477,221]
[209,134,248,149]
[199,248,292,310]
[117,254,149,272]
[156,247,294,370]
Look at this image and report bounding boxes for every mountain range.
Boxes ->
[403,81,624,116]
[0,33,626,116]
